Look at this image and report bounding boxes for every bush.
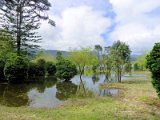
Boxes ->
[46,61,56,76]
[146,43,160,96]
[56,59,77,81]
[134,63,139,71]
[36,58,46,76]
[4,54,29,83]
[28,62,38,77]
[28,58,46,77]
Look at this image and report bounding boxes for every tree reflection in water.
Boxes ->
[0,77,58,107]
[99,78,118,96]
[45,76,58,88]
[92,74,100,84]
[2,84,29,107]
[56,81,77,100]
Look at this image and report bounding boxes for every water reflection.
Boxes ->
[28,86,60,108]
[0,74,134,108]
[99,89,118,96]
[56,81,77,100]
[92,74,100,84]
[2,84,29,107]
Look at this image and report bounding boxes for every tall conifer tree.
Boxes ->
[0,0,55,55]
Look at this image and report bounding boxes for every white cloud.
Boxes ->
[49,0,110,15]
[39,6,111,50]
[109,0,160,53]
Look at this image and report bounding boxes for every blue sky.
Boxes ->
[39,0,160,54]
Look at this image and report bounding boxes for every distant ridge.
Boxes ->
[41,50,140,62]
[43,50,68,57]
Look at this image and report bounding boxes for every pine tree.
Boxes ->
[0,0,55,55]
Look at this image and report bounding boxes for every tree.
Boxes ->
[46,61,56,76]
[33,51,55,63]
[56,59,77,81]
[0,0,55,55]
[103,54,113,80]
[124,61,132,75]
[56,51,63,61]
[94,45,102,60]
[69,48,97,80]
[146,43,160,97]
[4,53,29,83]
[94,45,103,72]
[28,58,46,77]
[110,40,131,82]
[0,31,13,58]
[134,53,147,71]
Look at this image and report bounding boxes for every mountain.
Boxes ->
[43,50,69,57]
[43,50,140,62]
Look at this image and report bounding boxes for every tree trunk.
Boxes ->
[119,70,122,83]
[117,69,121,83]
[16,5,22,56]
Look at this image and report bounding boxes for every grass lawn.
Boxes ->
[0,71,160,120]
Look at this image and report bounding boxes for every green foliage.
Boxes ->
[0,0,53,55]
[92,65,98,74]
[33,51,55,63]
[110,40,131,82]
[134,53,147,71]
[94,45,102,60]
[0,59,5,80]
[4,54,29,83]
[0,31,13,58]
[29,51,56,77]
[111,40,131,63]
[28,58,46,77]
[102,55,112,79]
[28,62,38,77]
[36,58,46,76]
[124,62,132,74]
[46,61,56,76]
[56,51,63,61]
[134,63,139,71]
[56,59,77,81]
[69,48,97,77]
[146,43,160,96]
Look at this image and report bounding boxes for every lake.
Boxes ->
[0,74,145,108]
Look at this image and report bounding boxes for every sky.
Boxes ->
[39,0,160,54]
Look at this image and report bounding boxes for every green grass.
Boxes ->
[0,71,160,120]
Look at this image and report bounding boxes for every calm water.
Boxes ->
[0,74,144,108]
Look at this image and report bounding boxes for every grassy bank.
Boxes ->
[0,71,160,120]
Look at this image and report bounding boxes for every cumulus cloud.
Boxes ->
[109,0,160,53]
[39,0,160,53]
[39,6,111,50]
[50,0,110,15]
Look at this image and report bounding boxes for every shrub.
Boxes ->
[134,63,139,71]
[146,43,160,97]
[46,61,56,76]
[28,62,38,77]
[4,54,29,83]
[56,59,77,81]
[36,58,46,76]
[28,58,46,77]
